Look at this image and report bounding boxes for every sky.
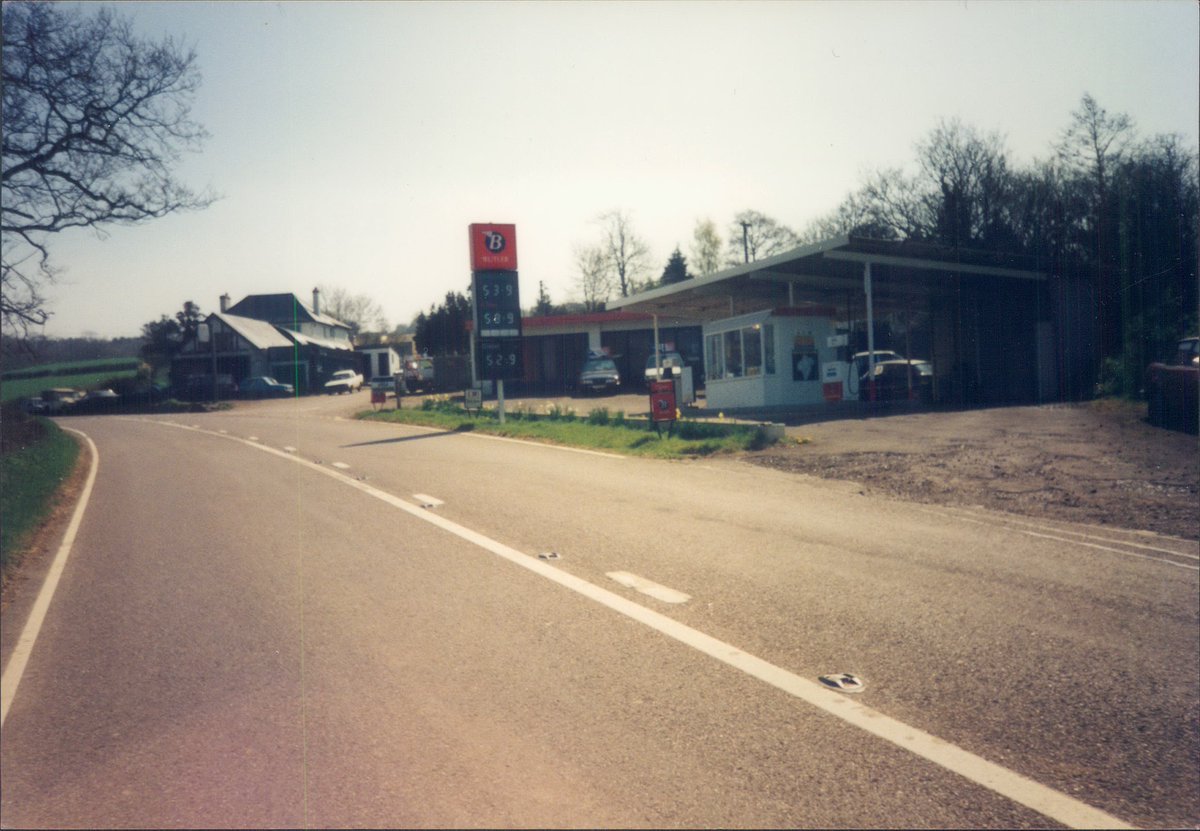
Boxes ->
[31,0,1200,340]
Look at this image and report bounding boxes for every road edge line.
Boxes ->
[1,427,99,728]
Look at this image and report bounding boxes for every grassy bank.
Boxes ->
[359,398,776,458]
[0,412,80,574]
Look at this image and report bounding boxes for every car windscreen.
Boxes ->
[583,359,616,372]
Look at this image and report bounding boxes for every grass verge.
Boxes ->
[358,398,775,458]
[1,414,80,574]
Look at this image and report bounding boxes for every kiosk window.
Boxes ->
[708,325,775,380]
[724,330,743,377]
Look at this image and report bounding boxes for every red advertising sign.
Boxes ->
[469,223,518,271]
[649,380,677,423]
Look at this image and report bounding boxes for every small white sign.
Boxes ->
[822,362,847,382]
[464,388,483,411]
[827,333,848,348]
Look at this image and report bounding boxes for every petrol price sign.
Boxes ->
[473,270,522,338]
[477,337,523,380]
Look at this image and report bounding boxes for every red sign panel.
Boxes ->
[649,380,677,423]
[469,223,518,271]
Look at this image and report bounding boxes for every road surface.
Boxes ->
[2,395,1196,828]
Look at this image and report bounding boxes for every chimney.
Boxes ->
[219,293,230,312]
[312,287,321,315]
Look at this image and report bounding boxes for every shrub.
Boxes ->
[586,407,610,425]
[547,404,576,421]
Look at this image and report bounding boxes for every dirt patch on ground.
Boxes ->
[745,400,1198,542]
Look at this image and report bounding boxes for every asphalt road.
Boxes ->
[2,394,1196,828]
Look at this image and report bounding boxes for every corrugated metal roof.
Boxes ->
[213,312,293,349]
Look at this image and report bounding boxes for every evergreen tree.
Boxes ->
[660,247,692,285]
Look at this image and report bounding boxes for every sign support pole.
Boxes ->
[497,379,506,424]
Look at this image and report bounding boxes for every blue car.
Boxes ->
[240,376,294,398]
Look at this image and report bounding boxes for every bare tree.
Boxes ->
[1,3,213,344]
[1055,94,1136,361]
[596,210,651,297]
[725,210,798,266]
[316,285,387,339]
[914,119,1016,247]
[690,218,723,276]
[573,244,613,311]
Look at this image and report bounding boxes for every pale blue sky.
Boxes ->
[38,0,1200,338]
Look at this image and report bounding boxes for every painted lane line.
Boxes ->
[413,494,444,509]
[331,462,351,470]
[923,509,1199,572]
[148,419,1131,830]
[1,428,100,729]
[607,571,691,604]
[283,446,298,454]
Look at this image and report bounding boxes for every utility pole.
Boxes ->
[741,221,751,264]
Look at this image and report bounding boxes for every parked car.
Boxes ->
[1146,336,1198,434]
[403,357,434,392]
[323,369,364,394]
[240,376,295,398]
[20,396,48,414]
[72,388,121,412]
[39,387,86,413]
[578,355,621,395]
[850,350,904,382]
[861,359,934,402]
[644,351,684,387]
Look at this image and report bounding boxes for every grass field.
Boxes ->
[360,399,776,459]
[1,357,142,403]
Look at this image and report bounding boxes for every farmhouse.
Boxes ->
[171,289,360,396]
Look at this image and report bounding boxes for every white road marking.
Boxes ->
[248,436,260,442]
[331,462,350,470]
[607,571,691,604]
[413,494,444,508]
[283,446,298,453]
[1,428,99,728]
[916,506,1199,571]
[136,420,1132,829]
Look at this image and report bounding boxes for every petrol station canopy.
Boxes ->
[607,235,1046,322]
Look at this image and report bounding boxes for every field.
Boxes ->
[0,358,141,403]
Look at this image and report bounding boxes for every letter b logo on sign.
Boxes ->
[484,230,506,253]
[470,223,518,270]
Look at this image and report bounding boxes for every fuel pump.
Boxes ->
[822,331,852,401]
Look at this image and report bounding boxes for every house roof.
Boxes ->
[212,312,293,350]
[226,293,352,331]
[608,235,1046,321]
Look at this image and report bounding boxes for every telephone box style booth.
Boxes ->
[609,235,1053,413]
